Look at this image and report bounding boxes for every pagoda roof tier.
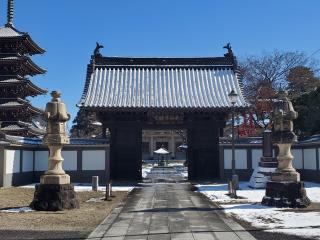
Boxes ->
[0,120,45,137]
[0,98,44,115]
[0,54,46,76]
[0,26,45,54]
[0,77,47,96]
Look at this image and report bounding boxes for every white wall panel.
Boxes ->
[62,151,77,171]
[82,150,105,170]
[224,149,232,169]
[5,150,20,174]
[252,149,262,169]
[303,148,317,170]
[35,151,49,171]
[22,151,33,172]
[319,148,320,170]
[292,149,303,169]
[235,149,247,169]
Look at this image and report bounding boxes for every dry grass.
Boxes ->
[0,187,127,232]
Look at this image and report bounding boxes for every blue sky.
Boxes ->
[1,0,320,124]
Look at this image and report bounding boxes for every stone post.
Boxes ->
[249,130,278,188]
[262,90,310,208]
[30,91,79,211]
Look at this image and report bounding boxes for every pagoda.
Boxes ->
[0,0,47,137]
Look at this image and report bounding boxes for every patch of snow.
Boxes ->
[197,181,320,204]
[197,181,320,239]
[249,167,276,188]
[222,203,320,239]
[85,197,104,203]
[1,207,34,213]
[167,162,184,167]
[142,164,153,178]
[19,183,134,192]
[168,164,188,178]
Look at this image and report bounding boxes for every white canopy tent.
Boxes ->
[154,147,170,155]
[154,147,170,166]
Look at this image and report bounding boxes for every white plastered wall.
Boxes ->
[5,150,20,174]
[82,150,105,170]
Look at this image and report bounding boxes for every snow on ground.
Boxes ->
[197,181,320,239]
[222,203,320,239]
[142,164,153,178]
[20,183,134,192]
[197,181,320,203]
[142,162,188,179]
[1,207,34,213]
[167,162,188,178]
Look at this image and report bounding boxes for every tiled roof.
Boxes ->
[1,124,23,131]
[0,26,21,37]
[0,55,46,75]
[79,57,248,109]
[0,26,45,54]
[0,78,47,95]
[0,98,44,114]
[2,134,108,146]
[94,56,234,67]
[0,123,44,136]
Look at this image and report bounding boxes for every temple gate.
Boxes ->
[78,45,248,180]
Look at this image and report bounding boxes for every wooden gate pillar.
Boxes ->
[110,123,142,181]
[188,120,219,180]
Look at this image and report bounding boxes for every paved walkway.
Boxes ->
[87,166,256,240]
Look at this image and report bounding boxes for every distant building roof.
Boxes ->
[1,134,108,146]
[79,56,248,110]
[299,134,320,143]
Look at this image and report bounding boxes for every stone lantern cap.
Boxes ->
[43,91,70,145]
[272,90,298,144]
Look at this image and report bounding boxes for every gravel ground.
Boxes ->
[0,187,128,240]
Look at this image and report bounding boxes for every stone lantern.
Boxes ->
[262,90,310,208]
[31,91,79,211]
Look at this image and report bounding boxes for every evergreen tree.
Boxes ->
[293,88,320,138]
[70,109,103,138]
[287,66,320,99]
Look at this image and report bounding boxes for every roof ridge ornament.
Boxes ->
[223,42,239,72]
[223,43,233,58]
[93,42,104,57]
[5,0,14,27]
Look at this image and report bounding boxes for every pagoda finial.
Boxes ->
[5,0,14,27]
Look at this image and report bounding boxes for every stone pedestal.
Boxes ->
[40,174,70,185]
[30,184,79,211]
[262,143,310,208]
[262,181,310,208]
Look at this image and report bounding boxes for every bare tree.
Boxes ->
[240,50,317,130]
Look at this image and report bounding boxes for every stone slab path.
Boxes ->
[87,166,256,240]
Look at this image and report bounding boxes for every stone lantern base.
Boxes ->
[30,174,79,211]
[262,181,310,208]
